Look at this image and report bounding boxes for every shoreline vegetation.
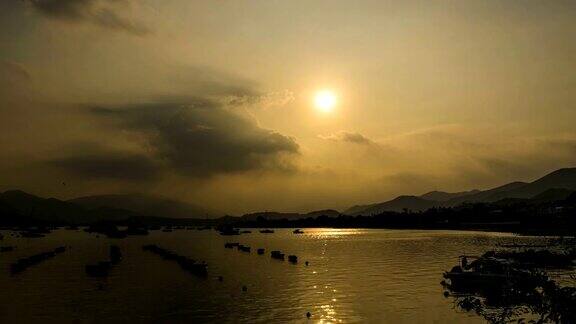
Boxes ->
[442,247,576,323]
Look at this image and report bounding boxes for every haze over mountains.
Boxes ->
[0,191,220,225]
[69,194,220,219]
[241,209,342,222]
[0,167,575,224]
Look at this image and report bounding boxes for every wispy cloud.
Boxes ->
[319,131,374,145]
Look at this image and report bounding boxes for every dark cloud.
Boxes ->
[171,66,260,98]
[320,131,373,145]
[29,0,150,36]
[91,8,149,35]
[29,0,92,20]
[89,99,299,177]
[48,143,161,181]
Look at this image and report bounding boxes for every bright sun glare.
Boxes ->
[314,90,337,112]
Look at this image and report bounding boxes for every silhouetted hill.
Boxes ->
[346,167,576,215]
[446,168,576,205]
[445,181,528,205]
[242,211,301,221]
[489,188,575,208]
[0,199,26,225]
[69,194,221,219]
[305,209,342,218]
[566,191,576,205]
[241,209,341,221]
[420,189,480,202]
[502,168,576,199]
[0,190,132,224]
[530,188,575,202]
[344,204,372,216]
[347,195,440,216]
[0,190,217,226]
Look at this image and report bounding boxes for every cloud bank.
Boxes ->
[29,0,150,36]
[50,99,300,179]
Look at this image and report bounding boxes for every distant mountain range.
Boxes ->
[419,189,481,202]
[241,209,341,221]
[1,167,575,225]
[0,190,138,225]
[345,167,576,215]
[0,191,219,225]
[69,194,220,219]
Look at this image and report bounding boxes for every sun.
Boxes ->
[314,90,337,112]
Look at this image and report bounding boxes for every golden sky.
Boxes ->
[1,0,575,214]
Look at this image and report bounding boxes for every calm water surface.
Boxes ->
[0,228,562,323]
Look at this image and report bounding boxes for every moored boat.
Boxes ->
[271,250,285,260]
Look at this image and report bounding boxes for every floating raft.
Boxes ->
[11,246,66,274]
[143,244,207,277]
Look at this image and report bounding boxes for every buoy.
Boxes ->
[443,291,449,297]
[306,312,311,318]
[305,261,309,266]
[242,285,247,292]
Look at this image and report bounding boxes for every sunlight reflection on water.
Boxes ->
[309,228,365,238]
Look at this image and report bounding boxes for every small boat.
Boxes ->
[240,230,252,234]
[218,225,240,236]
[293,229,304,234]
[257,248,265,255]
[224,242,240,249]
[271,250,285,260]
[219,229,240,235]
[239,246,251,253]
[260,229,275,234]
[288,255,298,263]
